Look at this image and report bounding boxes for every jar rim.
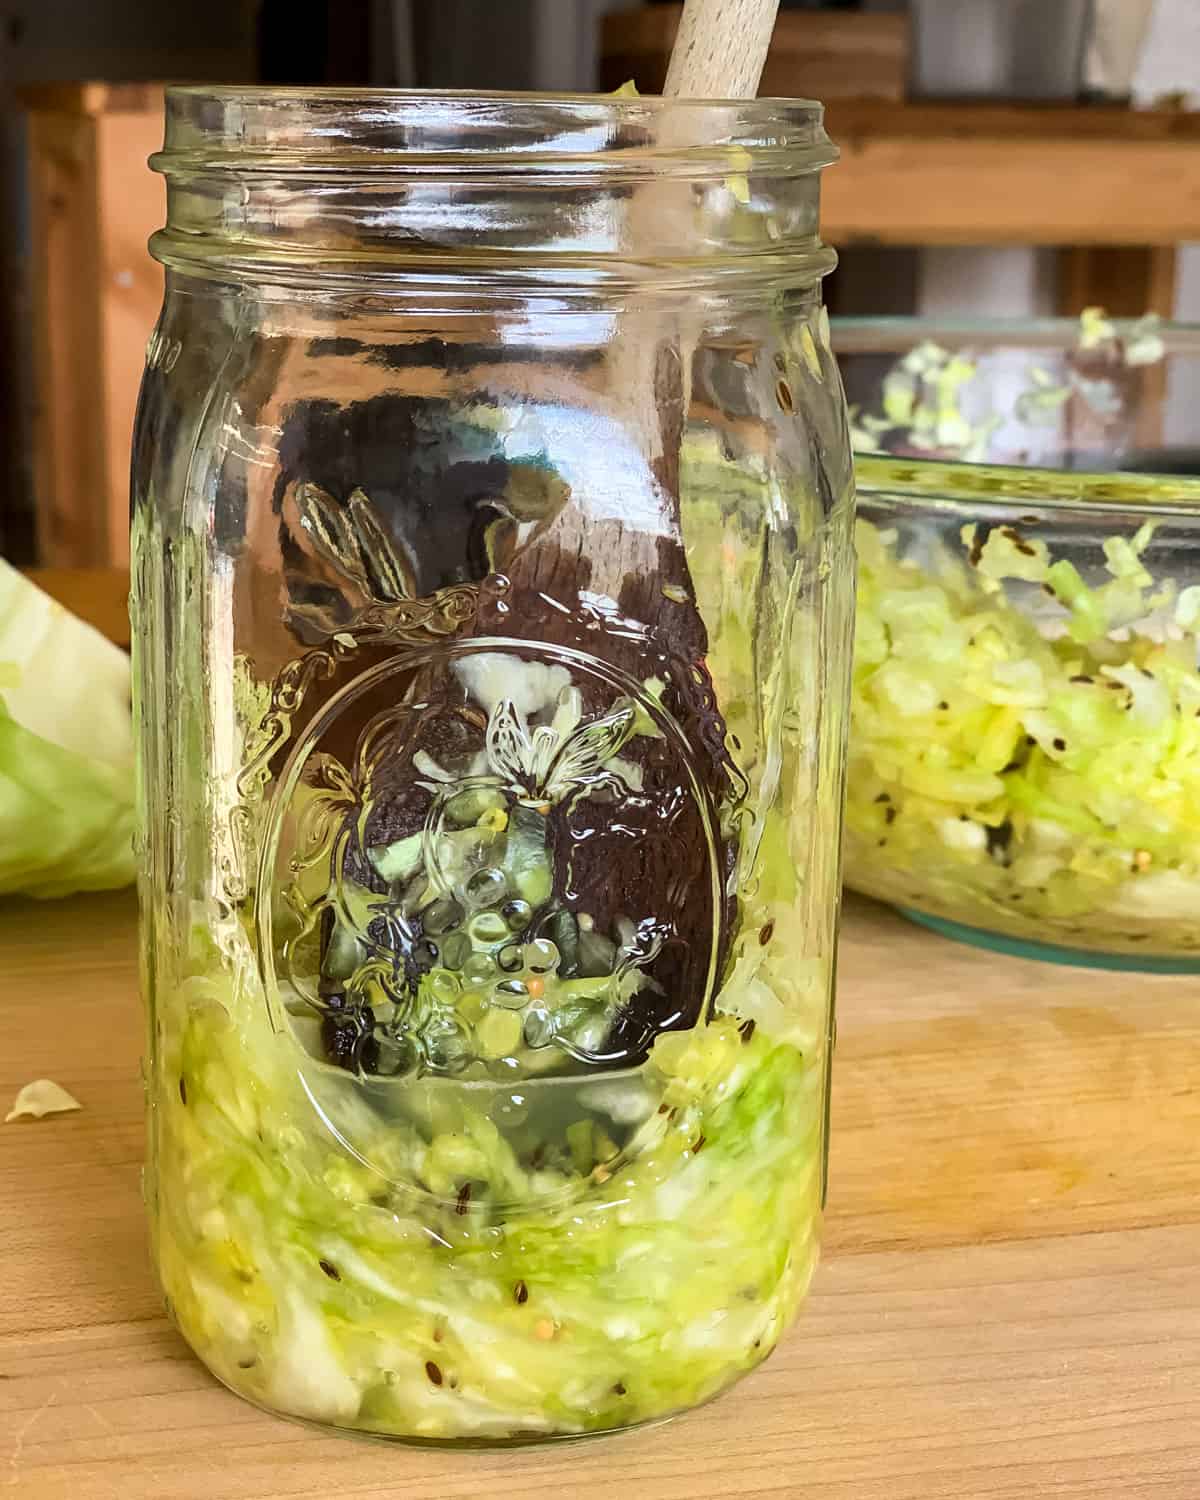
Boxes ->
[164,83,829,113]
[153,85,837,180]
[151,86,837,291]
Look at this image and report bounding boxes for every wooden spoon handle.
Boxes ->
[664,0,782,100]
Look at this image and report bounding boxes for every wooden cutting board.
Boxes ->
[1,890,1198,1498]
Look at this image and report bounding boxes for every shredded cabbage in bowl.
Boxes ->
[847,506,1200,959]
[839,313,1200,963]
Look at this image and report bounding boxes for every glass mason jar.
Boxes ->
[131,87,854,1444]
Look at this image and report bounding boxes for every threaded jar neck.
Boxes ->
[150,87,838,294]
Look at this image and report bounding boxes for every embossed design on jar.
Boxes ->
[224,483,480,900]
[144,327,181,372]
[257,639,722,1085]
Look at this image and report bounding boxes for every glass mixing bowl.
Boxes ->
[834,315,1200,971]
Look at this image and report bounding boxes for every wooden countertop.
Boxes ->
[2,891,1198,1497]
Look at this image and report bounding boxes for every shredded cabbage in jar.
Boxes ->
[156,915,824,1440]
[151,456,836,1441]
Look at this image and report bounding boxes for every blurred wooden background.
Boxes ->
[5,1,1200,572]
[27,566,132,647]
[21,84,164,571]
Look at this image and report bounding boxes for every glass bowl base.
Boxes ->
[899,908,1200,975]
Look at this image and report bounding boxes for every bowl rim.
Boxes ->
[831,314,1200,348]
[853,454,1200,521]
